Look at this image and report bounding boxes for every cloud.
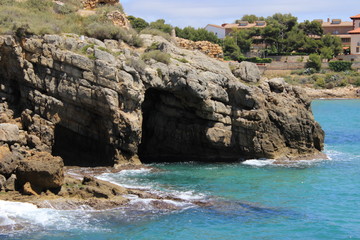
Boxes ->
[122,0,357,27]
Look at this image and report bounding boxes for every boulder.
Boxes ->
[231,61,261,83]
[268,78,286,93]
[0,145,17,178]
[4,174,16,191]
[0,123,19,143]
[16,152,64,192]
[0,174,6,191]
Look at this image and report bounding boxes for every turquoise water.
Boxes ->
[1,99,360,239]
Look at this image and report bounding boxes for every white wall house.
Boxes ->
[204,24,226,39]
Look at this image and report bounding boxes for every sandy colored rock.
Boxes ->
[16,152,64,192]
[0,123,19,143]
[23,182,39,196]
[0,145,17,178]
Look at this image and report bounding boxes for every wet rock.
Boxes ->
[16,152,64,192]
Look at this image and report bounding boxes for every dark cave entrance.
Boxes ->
[52,125,115,167]
[138,88,211,163]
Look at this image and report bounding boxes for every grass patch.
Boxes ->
[0,0,143,47]
[142,50,171,64]
[174,57,188,63]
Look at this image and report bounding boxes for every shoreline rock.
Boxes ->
[302,85,360,100]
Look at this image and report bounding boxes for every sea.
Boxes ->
[1,99,359,240]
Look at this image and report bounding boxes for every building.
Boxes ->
[348,14,360,54]
[204,21,266,39]
[320,18,353,47]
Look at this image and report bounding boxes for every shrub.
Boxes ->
[84,23,143,47]
[329,61,352,72]
[142,50,171,64]
[126,57,146,73]
[314,78,325,88]
[238,57,272,63]
[354,78,360,86]
[306,54,321,72]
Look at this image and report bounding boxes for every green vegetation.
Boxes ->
[0,0,142,47]
[142,50,171,64]
[283,69,360,89]
[329,61,353,72]
[306,54,322,72]
[174,57,189,63]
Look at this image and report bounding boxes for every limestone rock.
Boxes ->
[82,0,119,10]
[16,152,64,192]
[0,34,325,165]
[231,61,261,83]
[0,145,17,178]
[107,11,131,29]
[0,123,19,143]
[4,174,16,191]
[0,174,6,191]
[23,182,39,196]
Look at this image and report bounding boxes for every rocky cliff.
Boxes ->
[0,34,324,168]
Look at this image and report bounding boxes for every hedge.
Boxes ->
[328,61,352,72]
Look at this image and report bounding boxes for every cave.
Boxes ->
[52,125,115,167]
[138,88,217,163]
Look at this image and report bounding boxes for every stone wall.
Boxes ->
[176,38,223,59]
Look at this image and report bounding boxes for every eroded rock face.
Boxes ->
[16,152,64,193]
[0,34,324,166]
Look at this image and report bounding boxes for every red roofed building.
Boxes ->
[204,21,266,39]
[349,14,360,54]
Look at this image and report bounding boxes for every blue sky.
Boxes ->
[121,0,358,28]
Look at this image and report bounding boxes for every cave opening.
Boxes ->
[52,125,115,167]
[138,88,211,163]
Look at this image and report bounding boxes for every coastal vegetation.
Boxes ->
[0,0,143,47]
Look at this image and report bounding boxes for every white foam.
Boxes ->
[242,158,329,168]
[242,159,276,167]
[0,200,105,235]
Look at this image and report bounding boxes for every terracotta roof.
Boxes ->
[221,22,267,29]
[322,21,353,27]
[348,27,360,34]
[206,24,224,29]
[350,14,360,19]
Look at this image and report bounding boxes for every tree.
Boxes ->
[306,53,322,71]
[222,36,243,61]
[283,27,306,52]
[236,14,264,23]
[127,16,149,32]
[320,47,334,62]
[299,20,323,36]
[230,29,253,53]
[321,34,342,56]
[175,26,218,43]
[149,19,172,33]
[262,13,298,53]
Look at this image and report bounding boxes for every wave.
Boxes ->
[241,158,328,168]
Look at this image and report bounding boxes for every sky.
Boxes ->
[121,0,358,28]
